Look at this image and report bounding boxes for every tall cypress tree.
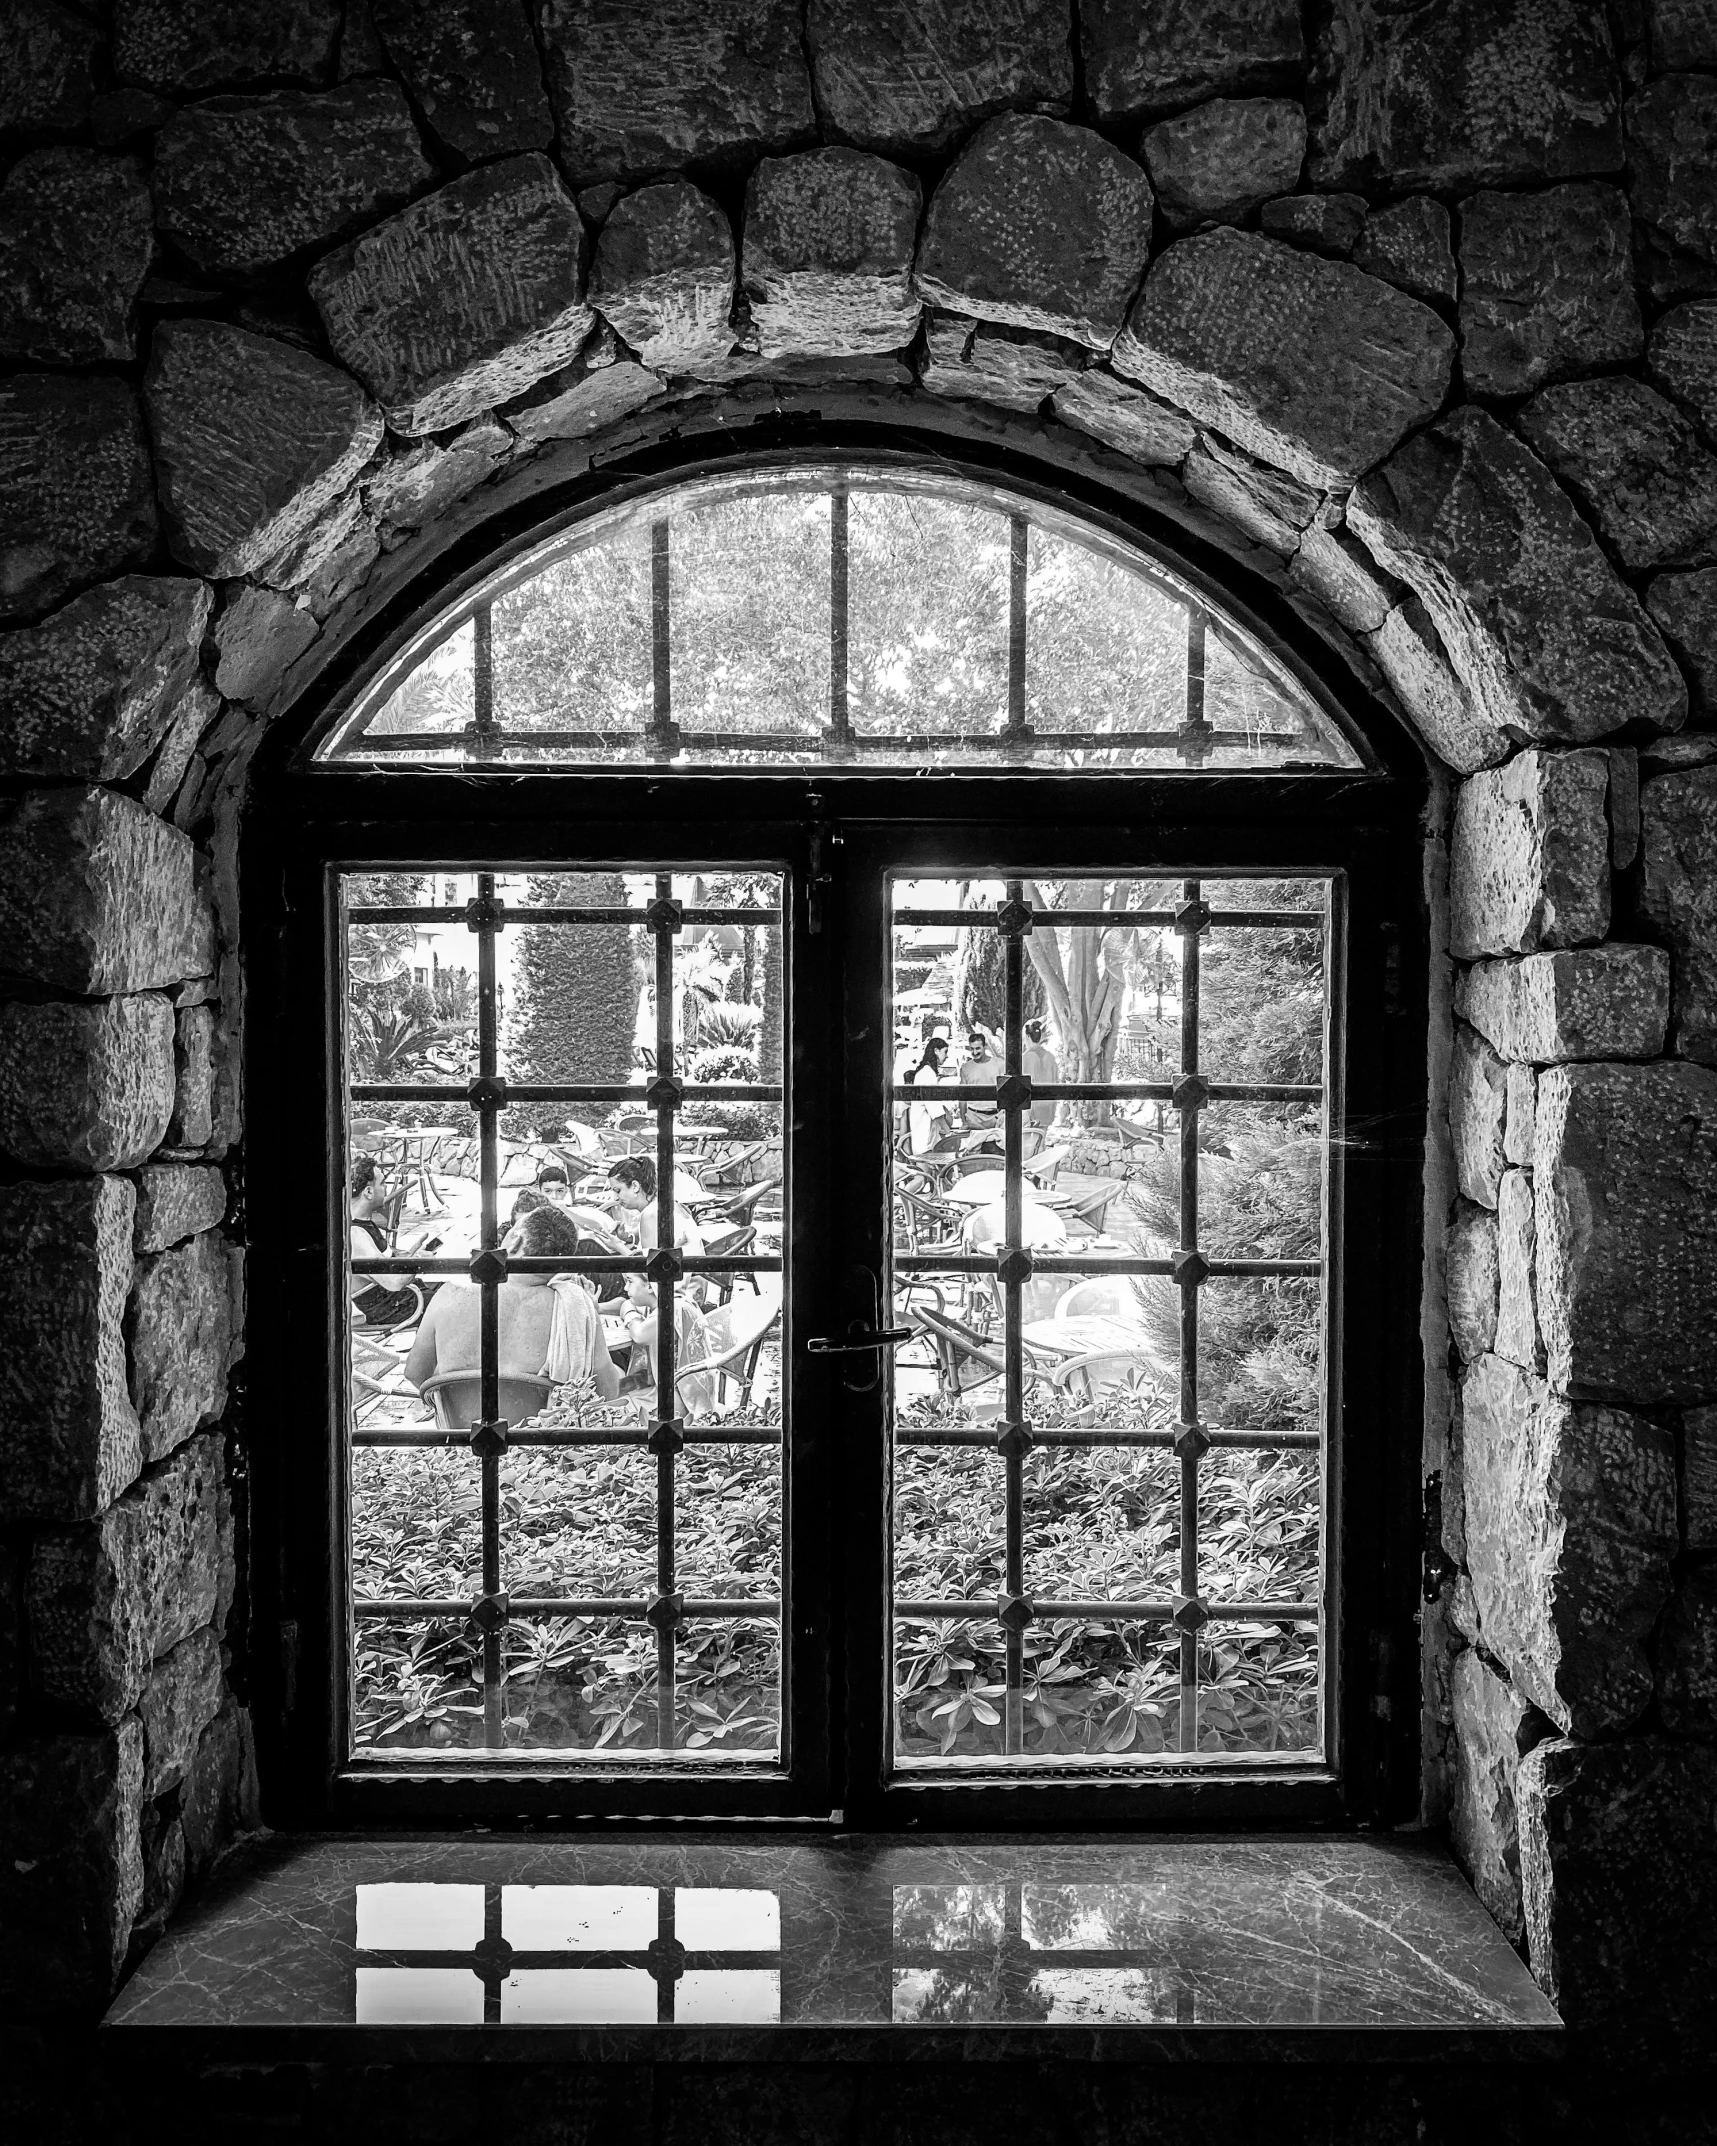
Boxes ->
[507,872,638,1121]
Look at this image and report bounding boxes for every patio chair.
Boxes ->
[701,1220,760,1301]
[909,1303,1060,1403]
[680,1292,780,1414]
[1053,1276,1140,1324]
[419,1370,553,1432]
[1050,1348,1160,1408]
[699,1140,770,1190]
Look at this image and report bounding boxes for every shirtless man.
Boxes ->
[403,1204,619,1399]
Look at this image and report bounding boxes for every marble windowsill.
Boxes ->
[103,1834,1561,2066]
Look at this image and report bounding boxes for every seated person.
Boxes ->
[509,1185,550,1227]
[614,1270,716,1418]
[349,1156,436,1327]
[403,1205,619,1401]
[535,1161,572,1207]
[608,1154,706,1258]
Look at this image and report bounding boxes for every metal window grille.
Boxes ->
[889,874,1329,1760]
[346,874,784,1756]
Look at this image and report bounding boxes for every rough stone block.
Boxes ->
[154,80,435,279]
[0,787,214,995]
[128,1230,231,1465]
[1113,230,1452,489]
[1659,1565,1717,1736]
[211,585,320,708]
[1455,947,1670,1063]
[1684,1405,1717,1549]
[1288,526,1396,634]
[1311,0,1623,193]
[0,149,154,366]
[1536,1058,1717,1402]
[1450,1022,1509,1209]
[0,1720,142,2015]
[1449,748,1611,959]
[1517,376,1717,575]
[1142,98,1306,232]
[1648,300,1717,441]
[1451,1650,1543,1943]
[131,1805,186,1962]
[113,0,342,94]
[0,375,157,626]
[1464,1353,1676,1735]
[919,315,1084,412]
[139,1625,224,1797]
[1367,598,1498,775]
[0,994,175,1174]
[915,114,1153,353]
[371,0,552,162]
[0,577,213,782]
[1348,408,1689,754]
[259,484,378,610]
[742,149,922,360]
[1446,1197,1499,1363]
[1050,369,1197,468]
[310,153,594,436]
[0,1177,140,1523]
[1350,195,1455,303]
[1494,1167,1544,1373]
[1258,191,1367,258]
[1646,568,1717,725]
[180,1694,259,1883]
[1519,1736,1717,2036]
[591,180,735,374]
[1640,766,1717,1063]
[1079,0,1304,126]
[807,0,1070,157]
[1183,437,1319,555]
[1625,73,1717,303]
[166,1002,215,1151]
[145,321,382,582]
[0,1,99,136]
[1457,182,1641,399]
[28,1432,224,1726]
[1505,1063,1537,1166]
[134,1164,226,1255]
[540,0,814,186]
[503,350,664,444]
[142,677,219,817]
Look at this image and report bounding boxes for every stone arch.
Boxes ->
[3,2,1715,2081]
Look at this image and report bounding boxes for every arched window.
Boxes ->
[251,444,1423,1830]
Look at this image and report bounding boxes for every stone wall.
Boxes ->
[2,0,1716,2062]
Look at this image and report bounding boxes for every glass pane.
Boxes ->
[671,485,829,737]
[1025,522,1186,746]
[491,520,652,739]
[847,483,1009,737]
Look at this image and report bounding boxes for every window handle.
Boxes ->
[805,1327,912,1354]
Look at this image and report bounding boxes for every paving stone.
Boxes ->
[1648,300,1717,441]
[1639,765,1717,1063]
[1142,98,1306,232]
[1183,436,1320,554]
[1505,1063,1537,1167]
[1450,1022,1509,1208]
[1463,1352,1675,1735]
[1494,1166,1545,1373]
[310,153,594,435]
[1050,369,1197,468]
[1536,1058,1717,1402]
[128,1230,231,1465]
[0,787,214,997]
[0,994,176,1175]
[1449,748,1611,959]
[540,0,814,187]
[1647,568,1717,724]
[1079,0,1304,126]
[1451,1649,1544,1943]
[1457,182,1641,399]
[1113,229,1451,490]
[146,321,382,581]
[915,114,1154,352]
[0,375,158,626]
[371,0,552,162]
[742,149,922,360]
[919,314,1085,412]
[1650,0,1717,70]
[113,0,342,94]
[180,1693,259,1882]
[0,1,99,137]
[1685,1404,1717,1549]
[0,1720,143,2014]
[134,1164,226,1254]
[1456,947,1669,1063]
[1519,1735,1717,2036]
[1348,408,1689,756]
[1288,525,1396,634]
[1625,72,1717,302]
[1349,195,1456,304]
[1446,1197,1500,1363]
[153,80,434,280]
[0,1177,139,1524]
[166,1002,215,1151]
[590,180,735,374]
[1659,1564,1717,1735]
[1258,191,1367,257]
[28,1433,224,1726]
[0,150,154,365]
[0,577,213,783]
[139,1625,224,1796]
[807,0,1070,158]
[1517,376,1717,575]
[211,586,319,708]
[1312,0,1623,193]
[1366,598,1500,774]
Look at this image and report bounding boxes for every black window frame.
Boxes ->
[242,425,1430,1835]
